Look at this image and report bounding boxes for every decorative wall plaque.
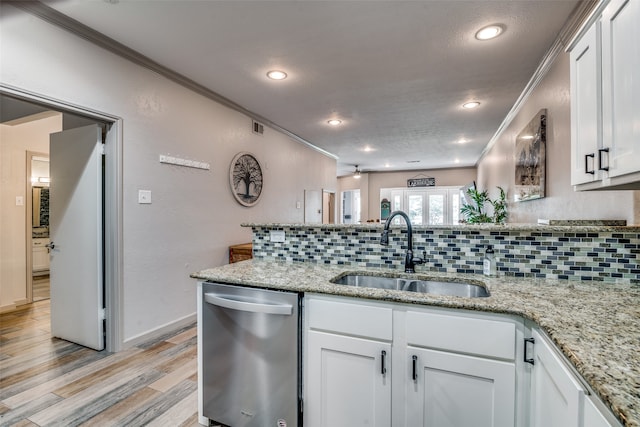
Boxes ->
[229,152,263,207]
[407,177,435,187]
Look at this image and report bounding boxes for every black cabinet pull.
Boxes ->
[412,355,418,381]
[524,337,535,365]
[585,153,595,175]
[598,148,610,171]
[381,350,387,375]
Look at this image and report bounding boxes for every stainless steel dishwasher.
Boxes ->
[199,282,301,427]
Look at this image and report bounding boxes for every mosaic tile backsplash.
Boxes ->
[250,225,640,284]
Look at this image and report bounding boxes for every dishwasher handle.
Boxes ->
[204,293,293,316]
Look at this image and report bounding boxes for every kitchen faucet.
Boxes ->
[380,210,426,273]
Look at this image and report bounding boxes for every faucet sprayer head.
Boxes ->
[380,229,389,246]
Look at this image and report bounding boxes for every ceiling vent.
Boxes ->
[252,120,264,135]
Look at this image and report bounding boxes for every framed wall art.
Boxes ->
[514,109,546,202]
[229,152,263,207]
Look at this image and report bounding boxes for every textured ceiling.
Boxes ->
[42,0,580,176]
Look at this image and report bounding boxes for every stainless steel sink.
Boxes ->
[331,274,489,298]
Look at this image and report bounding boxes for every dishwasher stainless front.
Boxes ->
[199,282,301,427]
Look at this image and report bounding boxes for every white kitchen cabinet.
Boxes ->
[304,294,519,426]
[529,328,585,427]
[528,328,623,427]
[404,308,518,427]
[584,395,621,427]
[406,347,515,427]
[32,238,50,273]
[600,0,640,180]
[570,22,601,186]
[304,296,392,427]
[569,0,640,190]
[305,331,392,427]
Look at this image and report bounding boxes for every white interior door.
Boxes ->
[49,124,104,350]
[305,189,322,224]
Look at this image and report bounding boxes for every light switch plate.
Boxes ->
[270,230,286,242]
[138,190,152,204]
[16,196,24,206]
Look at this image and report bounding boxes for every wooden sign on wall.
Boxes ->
[407,177,435,187]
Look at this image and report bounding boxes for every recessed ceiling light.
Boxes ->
[521,135,535,140]
[454,159,461,164]
[457,138,469,144]
[475,24,504,41]
[463,101,481,109]
[266,70,288,80]
[327,119,342,126]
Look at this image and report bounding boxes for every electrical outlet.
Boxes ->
[138,190,152,204]
[270,230,285,242]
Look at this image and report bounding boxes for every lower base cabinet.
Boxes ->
[529,328,622,427]
[304,294,520,427]
[304,294,622,427]
[305,330,391,427]
[406,347,515,427]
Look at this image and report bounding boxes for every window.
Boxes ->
[380,186,462,225]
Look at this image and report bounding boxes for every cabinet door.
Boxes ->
[32,239,50,272]
[529,329,585,427]
[405,347,515,427]
[601,0,640,178]
[570,22,602,185]
[305,330,391,427]
[584,396,621,427]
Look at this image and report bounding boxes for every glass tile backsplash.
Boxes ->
[251,226,640,284]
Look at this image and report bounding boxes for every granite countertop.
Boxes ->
[241,222,640,232]
[192,260,640,426]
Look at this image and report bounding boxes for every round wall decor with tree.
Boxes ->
[229,152,263,207]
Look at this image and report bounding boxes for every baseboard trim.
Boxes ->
[0,304,18,314]
[121,312,196,350]
[0,299,31,314]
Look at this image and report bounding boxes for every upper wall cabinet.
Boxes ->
[569,0,640,190]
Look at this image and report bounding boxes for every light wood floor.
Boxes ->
[32,276,50,302]
[0,300,200,426]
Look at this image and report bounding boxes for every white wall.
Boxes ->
[0,114,62,310]
[338,167,477,222]
[477,51,639,224]
[0,4,336,342]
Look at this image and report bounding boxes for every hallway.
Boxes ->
[0,301,200,426]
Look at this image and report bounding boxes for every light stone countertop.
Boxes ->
[241,222,640,232]
[192,260,640,426]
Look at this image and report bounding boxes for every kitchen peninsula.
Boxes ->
[193,223,640,427]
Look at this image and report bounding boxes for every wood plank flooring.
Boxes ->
[0,300,200,426]
[32,276,50,302]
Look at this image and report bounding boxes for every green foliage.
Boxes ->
[460,186,508,224]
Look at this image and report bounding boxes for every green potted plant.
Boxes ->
[460,186,507,224]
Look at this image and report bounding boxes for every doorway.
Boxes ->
[0,89,122,352]
[26,153,51,302]
[322,190,336,224]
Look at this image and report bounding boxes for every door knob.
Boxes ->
[45,242,55,250]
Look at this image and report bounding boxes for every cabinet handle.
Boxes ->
[598,148,609,171]
[585,153,595,175]
[524,337,535,365]
[381,350,387,375]
[412,355,418,382]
